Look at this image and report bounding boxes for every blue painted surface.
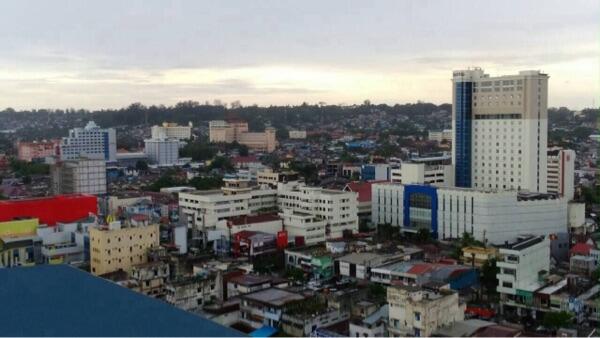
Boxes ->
[0,265,244,337]
[361,165,376,181]
[403,184,438,238]
[454,81,472,187]
[449,269,479,290]
[250,326,277,337]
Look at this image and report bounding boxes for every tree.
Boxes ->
[209,156,233,171]
[542,311,573,331]
[368,283,386,303]
[416,228,432,244]
[135,160,148,171]
[285,267,307,284]
[147,171,185,192]
[189,176,222,190]
[592,267,600,281]
[480,258,499,294]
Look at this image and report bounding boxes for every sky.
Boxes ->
[0,0,598,110]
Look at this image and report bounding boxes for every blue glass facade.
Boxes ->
[103,131,110,161]
[403,184,438,239]
[454,82,473,187]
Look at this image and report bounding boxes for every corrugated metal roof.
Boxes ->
[0,265,243,337]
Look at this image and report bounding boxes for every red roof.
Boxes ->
[407,263,434,275]
[570,242,593,256]
[228,214,281,226]
[232,156,259,164]
[0,194,97,226]
[344,180,387,203]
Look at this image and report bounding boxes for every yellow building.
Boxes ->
[90,223,159,276]
[462,246,499,267]
[0,218,39,237]
[209,120,277,152]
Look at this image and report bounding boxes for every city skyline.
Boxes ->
[0,0,598,110]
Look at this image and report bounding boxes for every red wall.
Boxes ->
[0,194,98,226]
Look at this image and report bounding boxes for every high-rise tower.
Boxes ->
[452,68,548,192]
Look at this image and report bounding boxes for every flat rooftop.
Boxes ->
[241,287,304,307]
[0,265,242,337]
[500,235,546,251]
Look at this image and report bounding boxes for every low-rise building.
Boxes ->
[462,246,499,267]
[428,129,452,143]
[387,285,465,337]
[285,245,335,282]
[496,235,550,314]
[130,261,170,298]
[279,209,326,246]
[227,274,273,299]
[165,274,219,312]
[349,304,388,338]
[281,300,349,336]
[239,288,305,329]
[288,130,307,139]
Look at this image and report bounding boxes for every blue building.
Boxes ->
[360,164,390,181]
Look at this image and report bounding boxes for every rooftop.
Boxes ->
[241,287,304,307]
[228,213,281,226]
[499,235,546,251]
[0,265,242,337]
[229,274,272,286]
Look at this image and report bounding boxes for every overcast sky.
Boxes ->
[0,0,598,110]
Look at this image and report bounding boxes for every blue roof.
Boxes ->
[0,265,244,337]
[249,326,278,337]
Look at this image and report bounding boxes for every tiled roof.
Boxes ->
[344,180,387,203]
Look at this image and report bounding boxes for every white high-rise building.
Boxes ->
[452,68,548,193]
[144,138,179,166]
[59,121,117,162]
[547,148,575,200]
[50,157,107,195]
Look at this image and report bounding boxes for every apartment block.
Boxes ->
[17,140,59,162]
[144,137,180,166]
[58,121,117,162]
[547,148,575,200]
[89,222,159,276]
[179,177,277,234]
[50,157,107,195]
[277,181,358,239]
